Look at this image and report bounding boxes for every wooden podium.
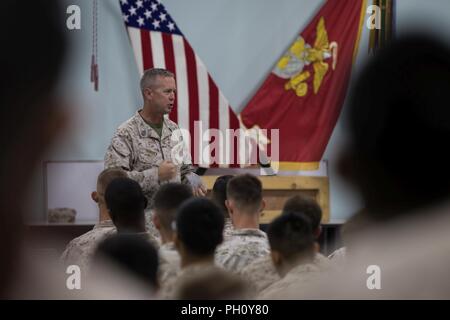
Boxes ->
[202,175,330,224]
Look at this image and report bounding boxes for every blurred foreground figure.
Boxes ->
[0,1,159,299]
[278,34,450,299]
[0,0,67,298]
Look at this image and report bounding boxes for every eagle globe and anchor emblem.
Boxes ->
[239,17,338,168]
[274,17,338,97]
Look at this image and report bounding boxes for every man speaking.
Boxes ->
[105,68,206,209]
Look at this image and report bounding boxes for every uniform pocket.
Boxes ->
[138,148,159,164]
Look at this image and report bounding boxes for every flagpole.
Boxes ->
[369,0,395,54]
[90,0,99,91]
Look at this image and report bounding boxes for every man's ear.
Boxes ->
[143,87,153,100]
[225,199,233,216]
[260,199,266,212]
[91,191,99,203]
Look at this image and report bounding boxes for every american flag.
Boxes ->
[119,0,240,167]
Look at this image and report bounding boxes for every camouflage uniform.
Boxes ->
[314,252,333,271]
[257,263,321,299]
[223,218,234,240]
[159,262,222,299]
[241,252,331,295]
[144,209,162,247]
[131,231,160,249]
[60,220,116,271]
[158,241,180,286]
[328,246,347,268]
[104,110,197,209]
[215,228,270,274]
[240,254,280,294]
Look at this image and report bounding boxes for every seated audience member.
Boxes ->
[160,198,228,299]
[152,183,193,285]
[215,174,270,274]
[175,267,251,300]
[282,195,331,268]
[211,175,235,239]
[258,212,321,299]
[91,233,159,298]
[104,177,159,248]
[61,168,127,271]
[289,34,450,299]
[241,194,330,293]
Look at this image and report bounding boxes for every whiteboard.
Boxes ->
[45,161,105,222]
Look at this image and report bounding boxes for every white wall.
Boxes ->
[26,0,450,222]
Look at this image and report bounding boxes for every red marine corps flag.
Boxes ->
[240,0,366,170]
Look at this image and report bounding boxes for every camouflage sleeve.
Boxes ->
[60,240,85,269]
[104,133,160,194]
[60,242,73,265]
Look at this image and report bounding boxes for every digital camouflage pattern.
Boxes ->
[104,111,196,208]
[60,220,116,271]
[215,228,270,274]
[158,241,180,286]
[258,262,322,299]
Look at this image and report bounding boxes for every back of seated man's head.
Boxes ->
[105,177,147,230]
[175,198,224,257]
[97,168,128,195]
[283,195,322,238]
[226,174,263,214]
[342,34,450,219]
[153,183,193,232]
[267,212,315,275]
[93,233,159,291]
[211,175,234,218]
[93,168,127,205]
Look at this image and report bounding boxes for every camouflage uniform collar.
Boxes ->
[224,218,233,229]
[161,241,176,251]
[135,110,176,140]
[231,228,267,238]
[288,262,320,276]
[94,219,115,229]
[180,262,217,276]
